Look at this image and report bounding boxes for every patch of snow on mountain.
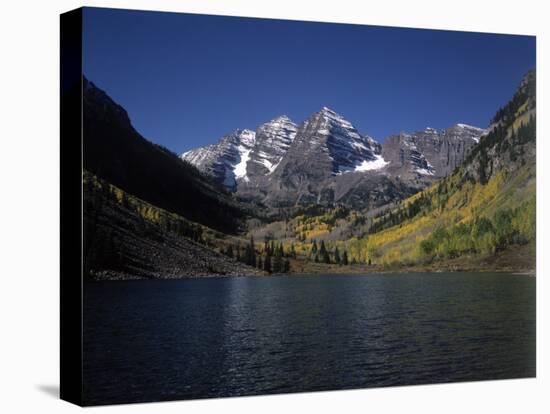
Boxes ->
[416,167,435,175]
[239,129,256,146]
[354,154,389,172]
[232,130,256,182]
[320,108,355,134]
[352,141,368,150]
[248,116,298,175]
[453,124,488,143]
[401,134,416,149]
[456,123,485,131]
[416,160,435,175]
[261,158,277,173]
[254,151,278,172]
[234,145,252,182]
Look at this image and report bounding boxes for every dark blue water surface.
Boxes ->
[83,273,536,405]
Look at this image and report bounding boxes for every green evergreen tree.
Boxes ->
[493,209,514,247]
[290,243,297,259]
[246,236,256,266]
[342,251,349,265]
[273,255,282,273]
[334,247,341,265]
[236,242,241,262]
[283,259,290,273]
[311,240,318,255]
[226,245,234,258]
[272,242,284,272]
[263,254,272,273]
[319,240,330,264]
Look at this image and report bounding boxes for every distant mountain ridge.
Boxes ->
[382,123,487,180]
[182,106,486,210]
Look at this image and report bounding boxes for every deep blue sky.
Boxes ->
[83,7,535,153]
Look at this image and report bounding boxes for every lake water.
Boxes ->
[83,272,536,405]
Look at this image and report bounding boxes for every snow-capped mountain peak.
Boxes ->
[181,129,256,189]
[181,109,486,196]
[307,107,384,174]
[181,116,300,189]
[318,106,357,132]
[238,129,256,146]
[246,115,298,177]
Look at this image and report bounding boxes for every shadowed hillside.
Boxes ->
[83,77,248,235]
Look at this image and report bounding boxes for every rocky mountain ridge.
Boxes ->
[182,129,257,189]
[182,107,486,210]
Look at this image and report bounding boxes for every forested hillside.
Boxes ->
[83,171,263,279]
[245,70,535,272]
[352,70,536,267]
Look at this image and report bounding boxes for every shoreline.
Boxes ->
[86,266,536,281]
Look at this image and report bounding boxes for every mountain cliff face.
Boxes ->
[181,116,299,190]
[259,107,387,208]
[181,129,256,189]
[382,124,487,180]
[246,115,298,178]
[182,107,486,210]
[271,107,383,177]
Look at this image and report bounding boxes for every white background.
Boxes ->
[0,0,548,412]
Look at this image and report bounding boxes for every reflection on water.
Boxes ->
[83,273,536,405]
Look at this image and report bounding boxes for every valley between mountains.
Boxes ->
[81,71,536,280]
